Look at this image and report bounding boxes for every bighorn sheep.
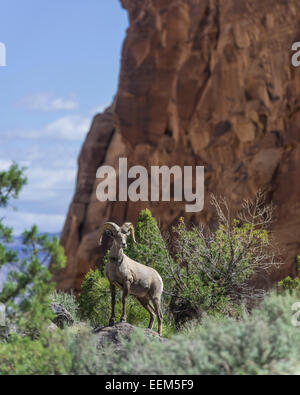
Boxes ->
[99,222,164,335]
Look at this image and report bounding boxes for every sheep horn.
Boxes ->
[99,222,120,246]
[122,222,137,244]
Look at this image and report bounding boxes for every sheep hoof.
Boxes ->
[109,318,115,327]
[120,318,127,323]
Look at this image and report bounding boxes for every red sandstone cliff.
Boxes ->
[55,0,300,291]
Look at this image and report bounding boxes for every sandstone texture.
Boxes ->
[55,0,300,291]
[93,322,166,349]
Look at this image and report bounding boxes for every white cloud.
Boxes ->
[0,159,12,171]
[42,115,90,140]
[0,99,103,235]
[20,167,77,202]
[0,137,80,235]
[0,209,66,235]
[9,115,91,141]
[19,93,80,112]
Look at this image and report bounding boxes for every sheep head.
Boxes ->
[121,222,137,244]
[99,222,120,246]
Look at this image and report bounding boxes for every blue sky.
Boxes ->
[0,1,128,234]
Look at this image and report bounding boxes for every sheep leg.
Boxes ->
[136,296,156,330]
[120,281,130,323]
[151,297,163,336]
[109,284,116,326]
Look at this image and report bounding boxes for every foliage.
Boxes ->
[0,165,289,375]
[0,164,66,337]
[50,290,80,323]
[63,323,102,375]
[278,276,300,293]
[78,269,149,328]
[163,192,278,324]
[0,226,66,336]
[124,208,172,276]
[0,332,71,375]
[2,297,296,376]
[3,292,298,375]
[72,292,300,375]
[297,255,300,272]
[0,163,27,266]
[104,200,278,326]
[0,163,27,208]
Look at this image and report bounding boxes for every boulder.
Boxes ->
[50,303,74,329]
[93,322,166,349]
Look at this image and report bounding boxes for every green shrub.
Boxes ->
[124,208,172,276]
[121,195,278,327]
[163,192,278,324]
[0,332,71,375]
[297,255,300,272]
[278,276,300,293]
[103,199,276,327]
[50,290,80,323]
[79,292,300,375]
[2,292,298,375]
[63,323,103,375]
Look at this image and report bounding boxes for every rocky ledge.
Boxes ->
[93,322,166,349]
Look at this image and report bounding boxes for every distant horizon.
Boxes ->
[9,231,61,239]
[0,1,128,235]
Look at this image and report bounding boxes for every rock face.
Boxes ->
[93,322,166,349]
[50,303,74,329]
[55,0,300,291]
